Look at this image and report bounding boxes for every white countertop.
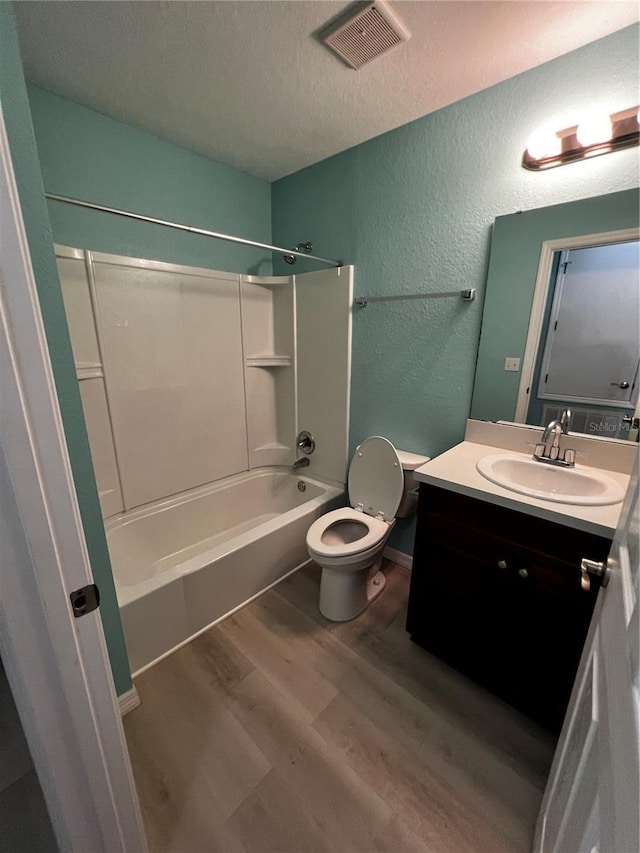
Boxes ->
[414,441,630,537]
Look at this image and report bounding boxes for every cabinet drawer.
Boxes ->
[417,510,604,595]
[417,484,611,567]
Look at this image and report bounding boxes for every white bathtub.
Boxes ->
[106,469,343,674]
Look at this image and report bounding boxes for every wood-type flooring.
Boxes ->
[124,561,555,853]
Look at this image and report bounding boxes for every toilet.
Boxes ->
[306,436,429,621]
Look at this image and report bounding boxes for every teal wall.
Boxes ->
[28,86,272,274]
[0,4,131,695]
[272,24,639,554]
[472,189,639,422]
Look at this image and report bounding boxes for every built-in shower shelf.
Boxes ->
[245,355,292,367]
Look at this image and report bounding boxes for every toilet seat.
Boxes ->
[348,436,404,521]
[307,508,389,559]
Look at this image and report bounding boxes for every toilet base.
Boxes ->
[318,559,386,622]
[366,568,386,605]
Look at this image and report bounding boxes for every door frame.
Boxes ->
[0,107,146,849]
[514,227,639,422]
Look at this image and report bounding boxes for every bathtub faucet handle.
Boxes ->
[296,431,316,455]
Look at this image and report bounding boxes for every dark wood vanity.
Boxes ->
[407,484,611,734]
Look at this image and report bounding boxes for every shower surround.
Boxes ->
[57,246,352,672]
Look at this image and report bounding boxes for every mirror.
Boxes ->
[471,188,639,441]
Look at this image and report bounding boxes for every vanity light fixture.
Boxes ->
[522,106,639,170]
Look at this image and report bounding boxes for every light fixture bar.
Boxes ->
[522,106,639,171]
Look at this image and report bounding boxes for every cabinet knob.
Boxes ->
[497,559,508,569]
[518,568,529,578]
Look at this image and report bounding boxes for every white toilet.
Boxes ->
[306,436,429,621]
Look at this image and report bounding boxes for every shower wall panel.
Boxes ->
[241,276,296,468]
[57,246,124,517]
[78,378,124,516]
[296,266,353,486]
[92,256,248,509]
[57,247,353,519]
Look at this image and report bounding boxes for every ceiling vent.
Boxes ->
[320,1,411,70]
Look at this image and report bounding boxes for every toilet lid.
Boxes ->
[348,436,404,521]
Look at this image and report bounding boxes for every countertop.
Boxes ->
[414,441,630,537]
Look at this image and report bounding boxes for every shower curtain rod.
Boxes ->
[44,193,344,268]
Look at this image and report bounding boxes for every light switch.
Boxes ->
[504,357,521,372]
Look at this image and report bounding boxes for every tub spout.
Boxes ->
[293,457,310,471]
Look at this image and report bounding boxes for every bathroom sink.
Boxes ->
[476,453,625,506]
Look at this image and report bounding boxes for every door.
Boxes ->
[538,242,640,407]
[533,466,639,852]
[0,106,147,849]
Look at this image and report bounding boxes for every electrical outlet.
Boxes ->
[504,357,521,372]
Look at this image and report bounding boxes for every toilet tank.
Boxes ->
[395,449,430,518]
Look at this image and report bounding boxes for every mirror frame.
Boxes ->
[515,227,640,421]
[471,188,640,430]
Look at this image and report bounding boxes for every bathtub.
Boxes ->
[106,469,344,674]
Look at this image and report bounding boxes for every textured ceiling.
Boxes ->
[14,1,639,181]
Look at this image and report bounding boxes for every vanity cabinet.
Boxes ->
[407,484,611,734]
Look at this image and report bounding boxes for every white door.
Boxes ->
[539,242,640,406]
[534,466,639,852]
[0,108,147,849]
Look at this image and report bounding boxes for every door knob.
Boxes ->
[580,557,611,591]
[610,381,630,389]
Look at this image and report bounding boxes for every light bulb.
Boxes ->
[526,128,561,160]
[576,113,612,147]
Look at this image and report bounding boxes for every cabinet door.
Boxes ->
[408,516,518,687]
[408,486,607,733]
[493,549,598,731]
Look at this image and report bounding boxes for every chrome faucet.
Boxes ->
[292,457,310,471]
[533,409,576,467]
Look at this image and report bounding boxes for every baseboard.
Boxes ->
[383,546,412,570]
[117,686,141,716]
